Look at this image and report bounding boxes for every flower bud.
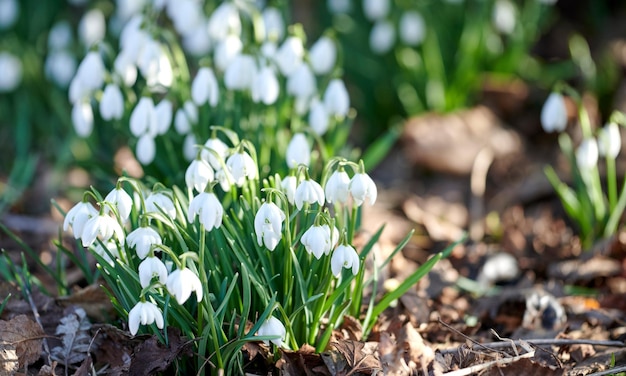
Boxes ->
[224,54,257,91]
[323,79,350,118]
[363,0,390,21]
[100,84,125,121]
[399,11,426,46]
[78,8,106,47]
[0,52,22,92]
[192,67,219,107]
[576,138,598,170]
[309,36,336,75]
[286,133,311,168]
[369,20,396,55]
[540,92,567,133]
[287,63,317,100]
[252,66,280,105]
[597,123,621,159]
[130,97,158,137]
[72,101,94,137]
[274,36,304,76]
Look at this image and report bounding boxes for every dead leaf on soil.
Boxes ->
[331,340,381,375]
[278,343,330,376]
[127,328,192,376]
[0,314,45,369]
[56,284,115,322]
[380,323,436,376]
[481,357,564,376]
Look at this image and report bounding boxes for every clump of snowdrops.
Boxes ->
[59,130,453,373]
[541,87,626,250]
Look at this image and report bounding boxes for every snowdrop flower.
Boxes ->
[207,2,241,42]
[399,11,426,46]
[75,51,105,94]
[274,36,304,76]
[115,0,147,21]
[137,40,173,88]
[100,84,125,121]
[597,123,621,159]
[138,256,168,288]
[168,0,203,36]
[493,0,517,35]
[167,267,203,305]
[81,212,125,247]
[540,92,568,133]
[0,52,21,92]
[128,301,163,336]
[130,97,158,137]
[174,101,198,134]
[186,158,214,193]
[214,34,243,71]
[286,133,311,168]
[363,0,390,21]
[155,99,173,135]
[252,66,280,105]
[224,54,257,91]
[63,201,98,238]
[295,178,325,210]
[309,98,330,136]
[287,63,316,100]
[216,167,234,192]
[226,150,258,186]
[114,51,138,87]
[201,138,229,170]
[0,0,19,30]
[254,202,285,251]
[45,51,76,88]
[182,20,212,56]
[127,226,162,259]
[104,186,133,222]
[183,134,198,162]
[188,192,223,230]
[191,67,219,107]
[145,192,176,218]
[331,244,360,276]
[325,168,351,204]
[280,175,297,205]
[576,138,598,170]
[91,240,119,266]
[323,79,350,118]
[136,134,156,164]
[72,101,94,137]
[301,224,336,259]
[327,0,351,14]
[309,36,336,75]
[257,316,286,347]
[48,21,73,50]
[349,171,377,206]
[369,20,396,55]
[262,7,284,41]
[78,8,106,47]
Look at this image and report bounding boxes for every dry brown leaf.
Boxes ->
[128,328,192,376]
[332,340,381,375]
[398,323,435,370]
[481,357,564,376]
[56,284,115,322]
[279,344,329,376]
[0,314,45,368]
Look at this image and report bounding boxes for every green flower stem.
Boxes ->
[607,156,617,211]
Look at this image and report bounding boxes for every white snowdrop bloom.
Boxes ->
[295,178,325,210]
[331,244,360,276]
[598,123,621,159]
[115,0,147,21]
[183,133,197,161]
[114,51,138,87]
[363,0,390,21]
[301,224,334,259]
[323,79,350,118]
[188,192,223,230]
[185,159,215,193]
[182,19,212,56]
[216,166,234,192]
[208,2,241,42]
[130,97,158,137]
[493,0,516,35]
[128,301,163,336]
[138,256,168,288]
[127,226,162,259]
[349,172,377,206]
[192,67,219,106]
[225,54,257,91]
[274,36,304,76]
[76,51,106,92]
[370,20,396,55]
[251,65,280,105]
[226,151,258,186]
[169,0,203,36]
[287,63,316,100]
[286,133,311,168]
[214,34,243,72]
[327,0,351,14]
[576,138,599,170]
[261,41,277,60]
[0,0,18,30]
[262,7,284,41]
[280,175,297,205]
[540,92,568,133]
[119,16,148,61]
[257,316,286,347]
[81,213,125,247]
[136,134,156,164]
[63,201,98,238]
[167,267,203,305]
[399,11,426,46]
[325,169,351,204]
[45,51,76,88]
[72,101,94,138]
[201,138,229,170]
[78,8,106,47]
[254,202,285,251]
[309,36,336,75]
[137,40,173,88]
[154,99,173,135]
[104,186,133,221]
[91,240,119,266]
[0,52,22,92]
[145,192,176,218]
[69,76,89,104]
[308,98,330,136]
[48,21,73,50]
[100,84,125,121]
[175,101,198,134]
